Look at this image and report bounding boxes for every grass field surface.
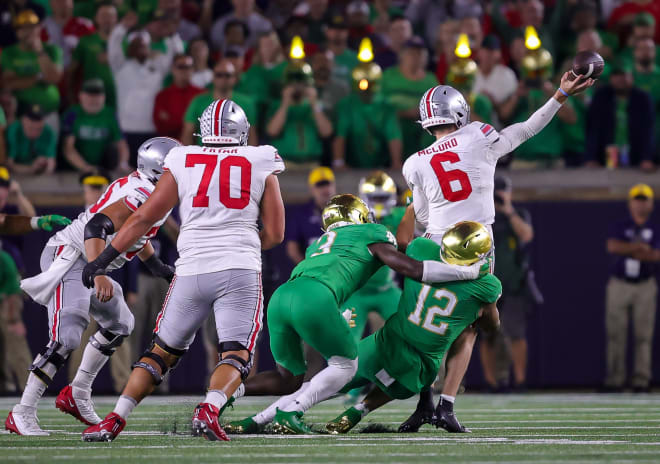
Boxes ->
[1,394,660,463]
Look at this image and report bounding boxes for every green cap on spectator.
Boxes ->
[81,78,105,94]
[635,12,655,27]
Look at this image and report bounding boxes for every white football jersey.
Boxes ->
[403,121,501,237]
[48,172,169,270]
[163,144,285,276]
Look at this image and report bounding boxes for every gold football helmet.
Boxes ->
[352,62,382,93]
[322,194,372,231]
[441,221,492,265]
[358,171,397,220]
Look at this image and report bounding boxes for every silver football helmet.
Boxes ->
[418,85,470,130]
[199,99,250,146]
[137,136,181,184]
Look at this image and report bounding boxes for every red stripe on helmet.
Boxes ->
[213,99,226,136]
[425,86,436,120]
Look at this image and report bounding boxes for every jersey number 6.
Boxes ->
[430,151,472,202]
[185,154,252,209]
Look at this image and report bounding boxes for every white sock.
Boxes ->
[282,357,357,413]
[71,342,110,393]
[254,382,310,425]
[233,383,245,400]
[204,389,227,411]
[354,402,370,417]
[114,395,138,419]
[19,373,49,409]
[440,394,455,403]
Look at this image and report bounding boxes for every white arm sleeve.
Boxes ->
[107,23,127,71]
[422,260,480,283]
[490,97,563,158]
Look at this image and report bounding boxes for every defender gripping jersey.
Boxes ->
[378,237,502,392]
[163,144,285,276]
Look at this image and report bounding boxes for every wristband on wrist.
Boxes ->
[558,87,569,97]
[30,216,41,230]
[95,245,121,269]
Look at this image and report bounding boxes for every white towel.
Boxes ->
[21,246,81,305]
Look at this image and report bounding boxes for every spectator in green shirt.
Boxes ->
[380,36,437,158]
[67,3,118,109]
[6,103,56,175]
[181,60,258,146]
[0,10,63,126]
[633,37,660,162]
[62,78,129,173]
[333,61,402,169]
[0,106,7,165]
[324,13,359,85]
[265,61,333,164]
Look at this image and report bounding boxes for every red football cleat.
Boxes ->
[56,385,101,425]
[81,412,126,442]
[191,403,229,441]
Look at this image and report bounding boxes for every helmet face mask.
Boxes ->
[418,85,471,131]
[322,194,372,232]
[441,221,492,266]
[137,136,182,184]
[199,99,250,146]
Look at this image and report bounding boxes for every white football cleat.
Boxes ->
[56,385,102,425]
[5,405,50,436]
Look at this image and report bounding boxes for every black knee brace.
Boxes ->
[30,341,68,385]
[216,341,251,381]
[132,336,187,385]
[89,328,126,356]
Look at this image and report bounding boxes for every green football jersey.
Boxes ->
[377,237,502,392]
[360,206,406,292]
[290,223,397,305]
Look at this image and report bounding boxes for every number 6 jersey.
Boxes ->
[163,144,285,276]
[402,121,501,236]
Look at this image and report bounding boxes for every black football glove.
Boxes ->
[143,254,175,282]
[82,245,120,288]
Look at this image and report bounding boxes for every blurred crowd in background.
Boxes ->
[0,0,658,175]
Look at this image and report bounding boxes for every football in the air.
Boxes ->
[571,51,604,79]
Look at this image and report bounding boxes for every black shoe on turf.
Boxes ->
[398,392,435,433]
[433,398,471,433]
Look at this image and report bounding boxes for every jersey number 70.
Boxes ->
[185,154,252,209]
[430,152,472,202]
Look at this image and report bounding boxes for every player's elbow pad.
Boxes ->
[84,213,115,242]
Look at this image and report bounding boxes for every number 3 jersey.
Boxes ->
[47,171,168,270]
[378,237,502,392]
[402,121,501,236]
[163,144,285,276]
[290,223,397,306]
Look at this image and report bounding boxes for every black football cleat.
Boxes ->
[433,397,471,433]
[398,390,435,433]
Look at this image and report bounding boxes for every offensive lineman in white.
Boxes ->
[80,99,285,442]
[5,137,180,436]
[398,72,594,432]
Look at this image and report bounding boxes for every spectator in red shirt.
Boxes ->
[42,0,95,67]
[152,54,204,139]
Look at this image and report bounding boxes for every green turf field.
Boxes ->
[2,394,660,463]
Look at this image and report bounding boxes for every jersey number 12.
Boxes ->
[430,151,472,202]
[185,154,252,209]
[408,285,457,335]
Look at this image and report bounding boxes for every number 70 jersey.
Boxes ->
[402,121,501,236]
[163,144,285,276]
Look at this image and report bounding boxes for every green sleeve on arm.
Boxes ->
[0,252,21,296]
[46,44,63,66]
[406,237,442,261]
[43,126,57,158]
[475,275,503,304]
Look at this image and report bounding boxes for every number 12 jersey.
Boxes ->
[402,121,501,236]
[164,144,285,276]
